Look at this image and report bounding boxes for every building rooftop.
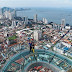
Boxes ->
[1,49,72,72]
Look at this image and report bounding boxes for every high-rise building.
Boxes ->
[61,19,65,28]
[0,8,2,15]
[4,11,9,18]
[0,15,3,19]
[6,38,9,45]
[43,18,45,23]
[3,29,8,37]
[54,24,58,30]
[23,16,28,24]
[34,14,37,23]
[0,8,3,19]
[8,11,12,20]
[11,20,16,28]
[4,11,14,20]
[34,30,42,41]
[52,23,55,29]
[14,9,17,17]
[58,24,60,30]
[43,18,48,24]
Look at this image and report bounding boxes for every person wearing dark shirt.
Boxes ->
[29,41,32,52]
[32,42,35,53]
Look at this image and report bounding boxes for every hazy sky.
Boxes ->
[0,0,72,8]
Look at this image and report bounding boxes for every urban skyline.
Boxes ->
[0,0,72,72]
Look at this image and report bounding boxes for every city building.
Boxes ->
[54,24,58,30]
[8,11,12,20]
[11,20,16,28]
[43,18,48,24]
[34,14,37,23]
[4,11,12,20]
[61,41,71,48]
[6,38,9,45]
[0,15,3,19]
[23,16,28,24]
[58,24,60,30]
[0,8,3,19]
[0,8,2,15]
[65,24,71,29]
[14,9,17,17]
[52,23,55,29]
[4,10,15,20]
[4,11,9,19]
[34,30,42,41]
[46,24,52,28]
[61,19,65,28]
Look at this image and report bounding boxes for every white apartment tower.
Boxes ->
[0,8,3,19]
[14,9,17,17]
[4,30,8,37]
[9,11,12,20]
[61,19,65,28]
[52,23,55,29]
[23,16,28,24]
[43,18,48,24]
[4,11,9,18]
[4,10,15,20]
[0,8,2,15]
[34,30,42,41]
[58,24,60,30]
[4,11,12,20]
[11,21,16,28]
[0,14,3,19]
[34,14,37,23]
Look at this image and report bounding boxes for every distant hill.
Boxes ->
[1,7,31,14]
[2,7,14,13]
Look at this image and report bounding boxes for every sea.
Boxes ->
[17,8,72,26]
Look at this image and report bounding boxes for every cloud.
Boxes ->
[0,0,72,8]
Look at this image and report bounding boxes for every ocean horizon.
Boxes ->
[17,8,72,26]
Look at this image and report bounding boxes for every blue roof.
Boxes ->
[64,47,69,51]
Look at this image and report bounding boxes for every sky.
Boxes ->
[0,0,72,8]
